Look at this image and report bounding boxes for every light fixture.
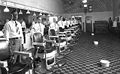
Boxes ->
[89,9,92,12]
[72,16,75,18]
[19,9,23,14]
[39,12,42,16]
[48,14,51,16]
[4,2,9,12]
[33,12,36,16]
[88,5,93,12]
[91,33,94,36]
[82,0,87,3]
[4,7,9,12]
[42,13,45,16]
[89,5,92,8]
[26,10,30,14]
[84,4,88,7]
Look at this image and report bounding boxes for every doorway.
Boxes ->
[85,16,92,33]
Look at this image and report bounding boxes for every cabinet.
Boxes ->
[94,21,108,33]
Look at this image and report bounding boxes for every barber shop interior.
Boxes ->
[0,0,120,74]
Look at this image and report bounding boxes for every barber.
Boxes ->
[3,9,24,72]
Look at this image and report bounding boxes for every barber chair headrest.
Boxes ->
[59,27,64,32]
[45,41,53,49]
[65,26,68,29]
[33,33,43,43]
[50,29,56,36]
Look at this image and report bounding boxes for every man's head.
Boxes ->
[11,9,18,20]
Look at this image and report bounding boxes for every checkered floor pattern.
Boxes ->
[53,33,120,74]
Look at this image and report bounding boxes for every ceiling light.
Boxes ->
[42,13,45,16]
[19,9,23,14]
[72,16,75,18]
[26,10,30,14]
[82,0,87,3]
[89,5,92,8]
[4,6,9,12]
[48,14,51,16]
[4,2,9,12]
[89,9,92,12]
[33,12,36,16]
[39,12,42,16]
[84,4,88,7]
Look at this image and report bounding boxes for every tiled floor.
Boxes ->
[3,32,120,74]
[53,33,120,74]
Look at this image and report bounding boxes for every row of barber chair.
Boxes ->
[0,24,80,74]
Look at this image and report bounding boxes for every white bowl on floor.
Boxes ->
[94,41,99,45]
[100,60,110,67]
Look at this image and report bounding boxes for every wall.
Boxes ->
[62,11,113,23]
[113,0,120,18]
[0,6,34,29]
[62,11,113,32]
[0,6,11,25]
[0,0,64,28]
[1,0,64,14]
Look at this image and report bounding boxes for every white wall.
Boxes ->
[0,0,64,14]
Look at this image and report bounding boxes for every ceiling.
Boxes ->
[61,0,113,13]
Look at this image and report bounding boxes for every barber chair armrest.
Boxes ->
[32,42,45,46]
[71,34,76,36]
[57,34,66,37]
[49,36,59,38]
[64,30,71,33]
[65,28,74,31]
[59,32,67,34]
[44,40,55,43]
[13,51,32,57]
[70,26,78,29]
[74,29,79,33]
[60,37,67,40]
[68,28,74,31]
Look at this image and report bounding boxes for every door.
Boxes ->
[86,16,92,33]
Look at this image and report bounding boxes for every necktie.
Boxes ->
[39,23,41,32]
[15,21,20,34]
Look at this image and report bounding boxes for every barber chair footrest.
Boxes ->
[56,54,64,59]
[56,60,66,67]
[60,51,70,55]
[0,61,8,68]
[13,51,32,57]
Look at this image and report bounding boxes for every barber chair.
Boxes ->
[65,25,79,44]
[50,28,73,55]
[32,32,57,74]
[0,38,9,61]
[0,38,30,74]
[49,28,67,54]
[48,29,66,69]
[0,38,9,74]
[70,25,80,41]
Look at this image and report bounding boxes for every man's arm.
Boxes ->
[3,23,10,41]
